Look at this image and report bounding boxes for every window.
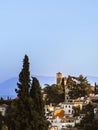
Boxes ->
[69,110,71,113]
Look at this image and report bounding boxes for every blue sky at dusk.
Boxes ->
[0,0,98,82]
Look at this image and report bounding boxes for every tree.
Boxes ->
[68,75,91,99]
[44,84,64,104]
[81,103,94,128]
[30,77,49,130]
[61,78,67,100]
[92,117,98,130]
[73,105,81,116]
[16,55,30,98]
[5,101,16,130]
[67,76,78,99]
[14,55,34,130]
[1,55,49,130]
[77,75,92,96]
[94,82,98,94]
[80,106,98,130]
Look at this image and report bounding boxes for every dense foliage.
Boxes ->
[44,75,93,104]
[1,55,49,130]
[78,103,98,130]
[14,55,33,130]
[67,75,92,99]
[44,84,64,104]
[94,82,98,94]
[30,77,49,130]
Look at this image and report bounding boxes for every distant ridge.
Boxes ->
[87,75,98,85]
[0,75,98,99]
[0,77,18,99]
[35,75,56,86]
[0,75,56,99]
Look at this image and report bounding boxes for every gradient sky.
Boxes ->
[0,0,98,82]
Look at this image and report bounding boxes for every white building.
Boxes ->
[49,116,76,130]
[0,104,8,116]
[63,102,74,115]
[46,101,84,130]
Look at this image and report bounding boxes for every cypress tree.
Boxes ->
[30,77,49,130]
[14,55,33,130]
[6,55,49,130]
[16,55,30,98]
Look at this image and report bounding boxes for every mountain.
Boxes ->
[87,76,98,85]
[0,75,98,99]
[35,75,56,86]
[0,75,56,99]
[0,77,18,99]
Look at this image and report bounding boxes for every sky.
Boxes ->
[0,0,98,82]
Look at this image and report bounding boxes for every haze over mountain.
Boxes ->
[0,75,56,99]
[0,75,98,99]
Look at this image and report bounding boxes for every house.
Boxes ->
[94,107,98,115]
[54,101,84,117]
[62,102,74,116]
[49,116,76,130]
[54,102,74,116]
[75,114,85,124]
[48,125,58,130]
[0,104,8,116]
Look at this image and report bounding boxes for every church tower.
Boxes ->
[56,72,62,85]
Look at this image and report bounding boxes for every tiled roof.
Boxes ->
[0,104,8,108]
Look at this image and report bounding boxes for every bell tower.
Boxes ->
[56,72,62,85]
